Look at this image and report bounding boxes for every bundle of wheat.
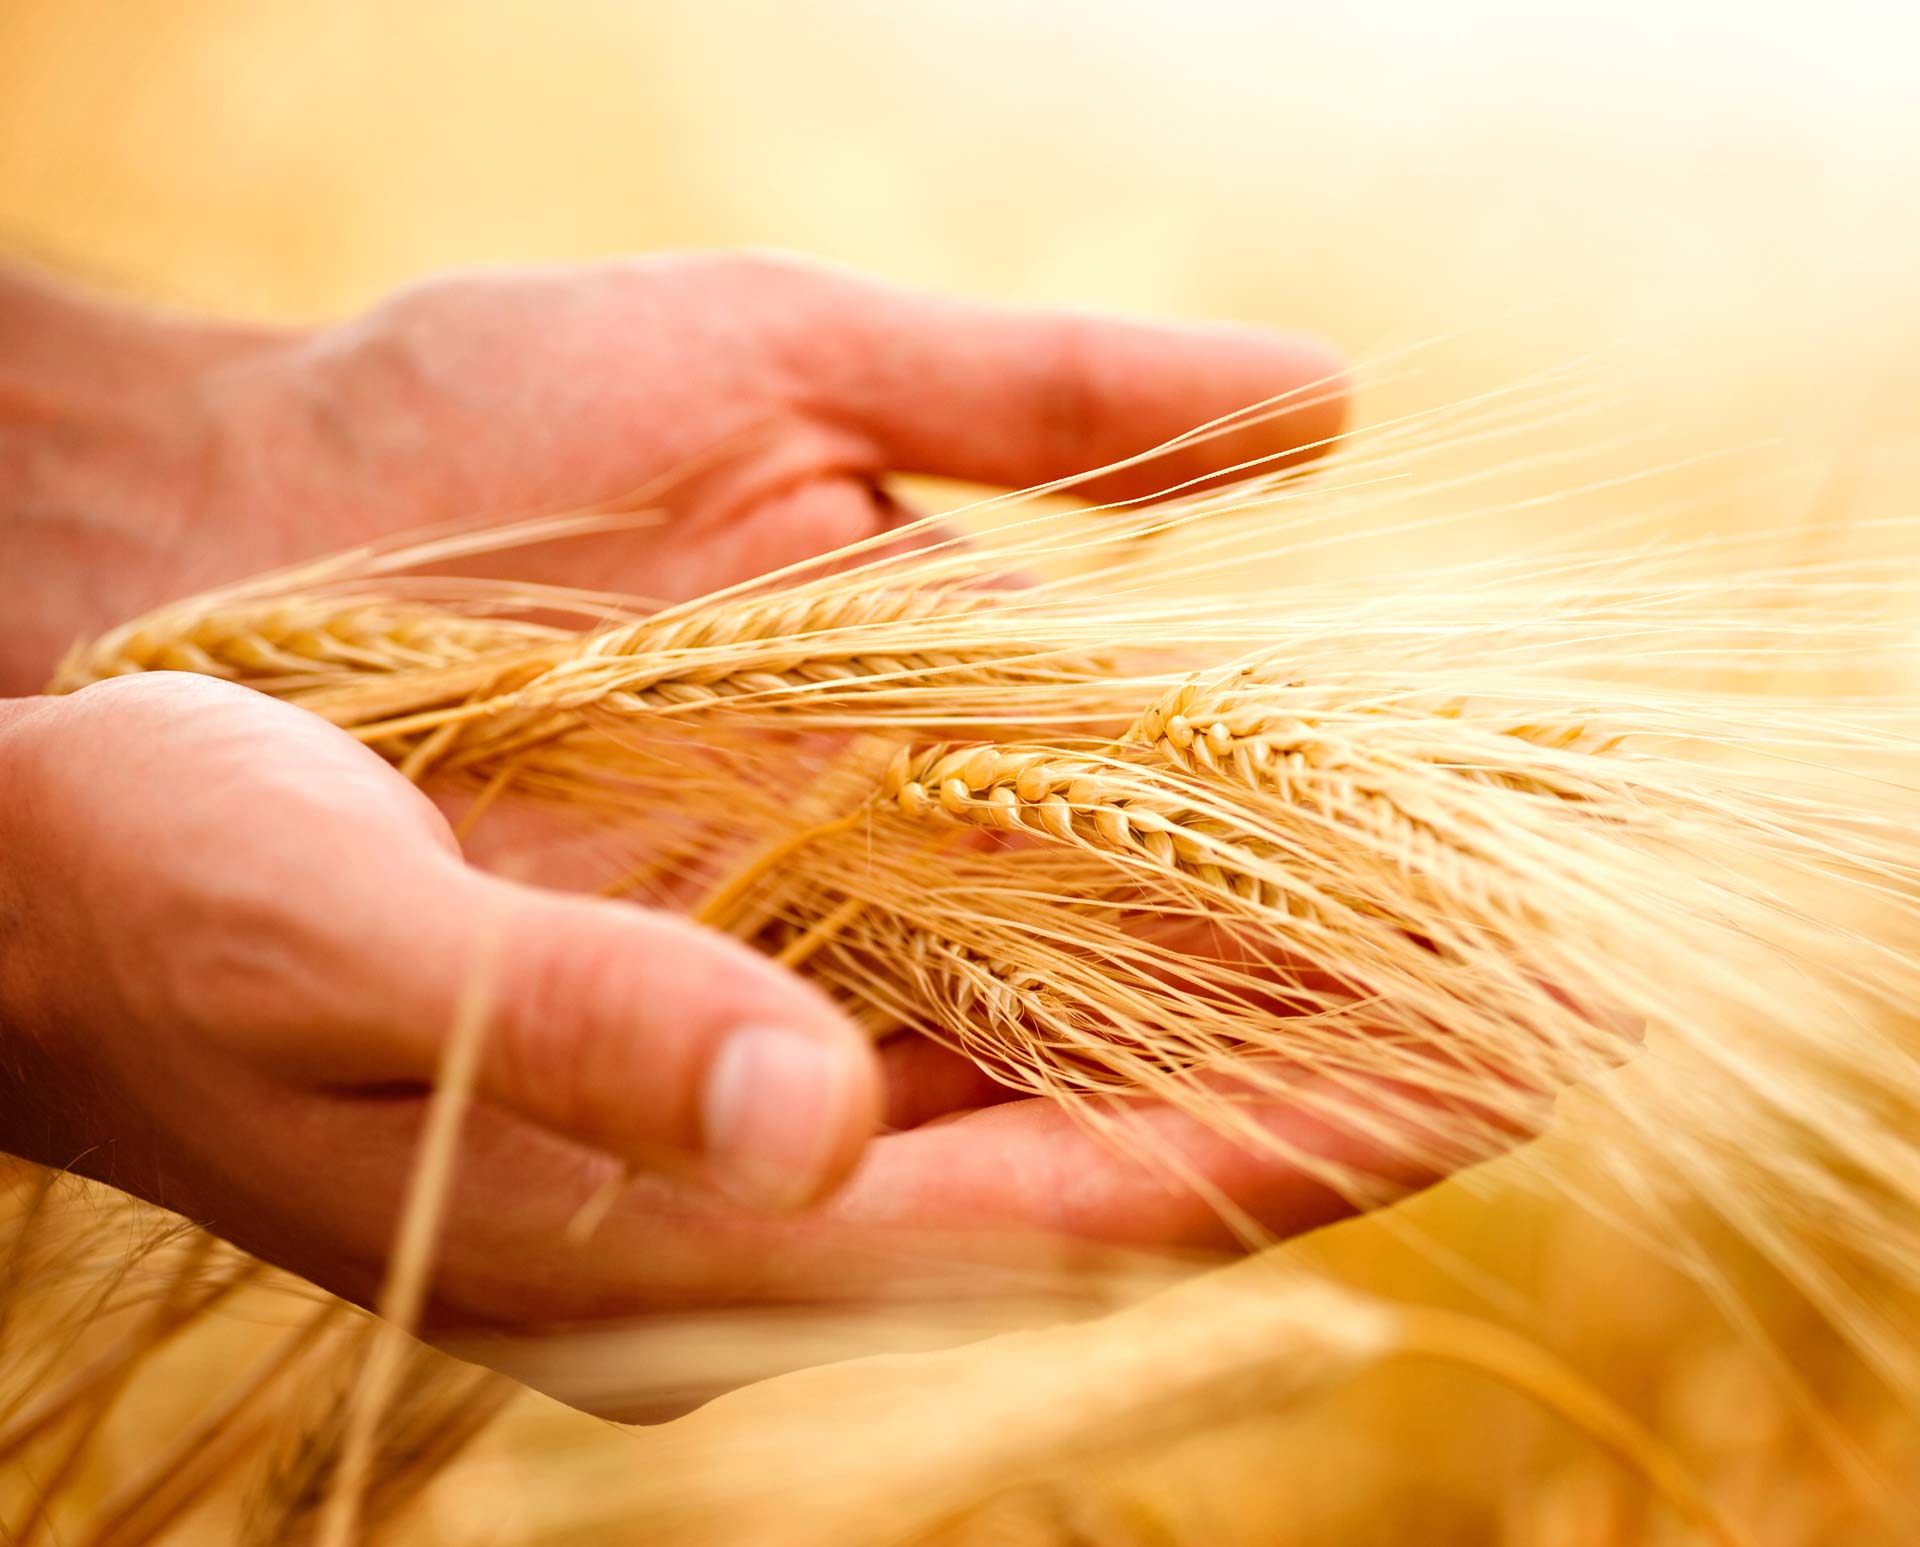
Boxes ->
[21,401,1920,1544]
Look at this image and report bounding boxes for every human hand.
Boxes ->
[1,252,1347,694]
[0,674,1488,1327]
[1,253,1392,1327]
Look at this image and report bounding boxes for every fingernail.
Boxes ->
[700,1025,855,1211]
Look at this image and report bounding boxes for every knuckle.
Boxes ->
[318,288,451,410]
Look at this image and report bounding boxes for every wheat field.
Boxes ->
[4,3,1920,1544]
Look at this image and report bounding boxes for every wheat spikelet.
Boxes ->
[879,741,1308,913]
[767,645,1920,1321]
[871,718,1581,943]
[48,599,565,695]
[519,583,1051,713]
[329,582,1116,775]
[26,391,1920,1538]
[1123,672,1650,923]
[51,578,1128,794]
[1130,672,1626,800]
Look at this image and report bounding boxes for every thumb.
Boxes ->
[353,855,883,1213]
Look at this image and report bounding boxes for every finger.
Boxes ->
[727,477,969,578]
[671,474,1008,596]
[214,1085,1133,1328]
[482,474,893,599]
[233,1065,1528,1326]
[766,261,1350,501]
[324,853,884,1213]
[877,1034,1026,1131]
[827,1072,1544,1251]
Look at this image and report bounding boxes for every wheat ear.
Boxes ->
[880,741,1309,914]
[49,600,565,694]
[1130,673,1625,800]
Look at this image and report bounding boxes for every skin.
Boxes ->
[0,250,1493,1330]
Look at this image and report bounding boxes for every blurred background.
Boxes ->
[7,0,1919,566]
[5,1,1919,1542]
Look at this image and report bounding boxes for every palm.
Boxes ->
[18,253,1403,1334]
[248,257,1376,1315]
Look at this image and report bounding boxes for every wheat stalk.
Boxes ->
[24,405,1920,1545]
[503,1264,1744,1547]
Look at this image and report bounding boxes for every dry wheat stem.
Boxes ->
[552,1265,1743,1547]
[0,1256,262,1466]
[14,1233,223,1545]
[869,729,1583,959]
[1130,675,1626,794]
[34,416,1920,1422]
[1387,1305,1749,1547]
[259,1346,511,1547]
[80,1303,347,1547]
[314,938,500,1547]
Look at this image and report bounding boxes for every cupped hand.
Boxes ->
[1,252,1391,1326]
[1,675,1479,1326]
[7,251,1347,691]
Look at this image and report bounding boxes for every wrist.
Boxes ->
[0,264,282,412]
[0,268,292,694]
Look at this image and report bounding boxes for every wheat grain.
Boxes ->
[32,429,1920,1439]
[49,600,563,694]
[879,741,1309,914]
[1130,674,1623,794]
[873,727,1552,934]
[421,585,1115,760]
